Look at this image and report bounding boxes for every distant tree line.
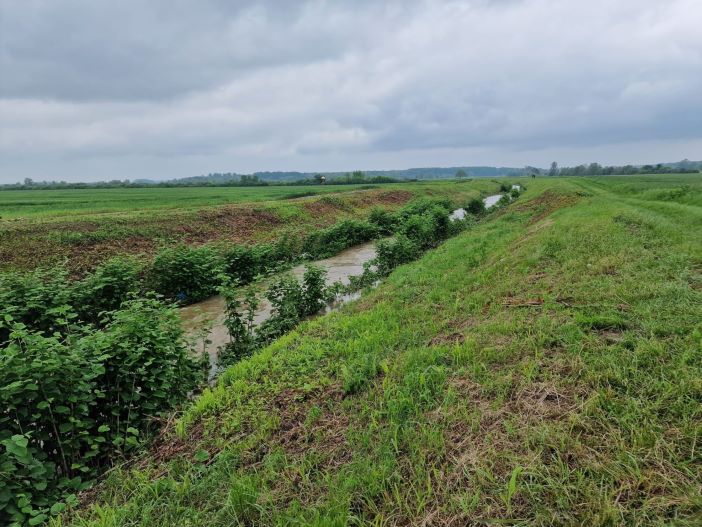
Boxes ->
[291,171,402,186]
[3,160,699,191]
[1,171,404,191]
[545,160,701,177]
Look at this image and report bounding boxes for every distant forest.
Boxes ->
[2,160,700,190]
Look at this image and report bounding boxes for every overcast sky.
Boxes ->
[1,0,701,183]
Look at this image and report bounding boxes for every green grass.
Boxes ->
[0,181,484,220]
[0,185,363,219]
[50,174,702,524]
[0,180,495,273]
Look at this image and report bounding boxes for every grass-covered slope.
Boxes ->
[64,176,701,526]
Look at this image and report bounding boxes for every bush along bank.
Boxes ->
[0,297,205,526]
[0,191,515,525]
[210,191,523,374]
[0,195,464,329]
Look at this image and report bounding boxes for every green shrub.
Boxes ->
[0,297,202,525]
[374,235,420,276]
[218,285,258,369]
[222,246,258,284]
[510,187,520,198]
[0,328,101,526]
[255,266,329,345]
[398,197,452,221]
[428,205,451,240]
[498,194,512,207]
[0,267,75,342]
[304,220,378,259]
[91,297,203,436]
[73,257,143,325]
[150,245,223,303]
[367,207,398,235]
[500,183,511,192]
[300,265,328,316]
[399,214,438,250]
[256,275,304,345]
[466,198,486,216]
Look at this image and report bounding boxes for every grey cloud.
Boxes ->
[0,0,701,182]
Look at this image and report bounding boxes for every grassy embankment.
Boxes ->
[0,180,490,273]
[63,175,701,525]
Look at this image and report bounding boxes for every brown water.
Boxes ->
[180,241,378,376]
[449,193,504,221]
[180,205,483,377]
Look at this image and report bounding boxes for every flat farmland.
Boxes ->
[0,180,492,272]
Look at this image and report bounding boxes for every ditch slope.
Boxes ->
[63,177,702,526]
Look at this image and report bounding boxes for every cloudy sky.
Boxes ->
[1,0,701,183]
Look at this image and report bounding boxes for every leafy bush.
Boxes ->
[367,207,398,235]
[498,194,512,207]
[0,297,201,525]
[91,297,203,437]
[0,268,75,342]
[510,188,520,198]
[500,183,511,192]
[0,328,101,526]
[150,245,223,303]
[256,266,329,345]
[222,246,258,285]
[447,214,475,237]
[428,205,451,241]
[304,220,378,259]
[398,197,452,222]
[466,198,486,216]
[374,235,420,276]
[299,265,328,316]
[222,235,301,286]
[73,257,143,325]
[256,275,305,345]
[399,214,439,250]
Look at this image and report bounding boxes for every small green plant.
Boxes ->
[300,265,328,316]
[0,267,75,341]
[256,266,329,345]
[497,194,512,207]
[218,282,259,369]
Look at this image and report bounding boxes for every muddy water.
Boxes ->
[181,205,488,376]
[483,194,503,208]
[180,241,378,375]
[450,193,504,221]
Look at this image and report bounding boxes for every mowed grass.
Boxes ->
[62,175,701,525]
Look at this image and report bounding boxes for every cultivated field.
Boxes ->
[0,185,387,219]
[54,174,701,525]
[0,180,491,273]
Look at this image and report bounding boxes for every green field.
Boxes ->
[58,174,701,525]
[0,185,384,219]
[0,180,494,273]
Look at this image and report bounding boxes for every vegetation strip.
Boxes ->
[3,175,701,526]
[1,183,510,525]
[59,175,701,526]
